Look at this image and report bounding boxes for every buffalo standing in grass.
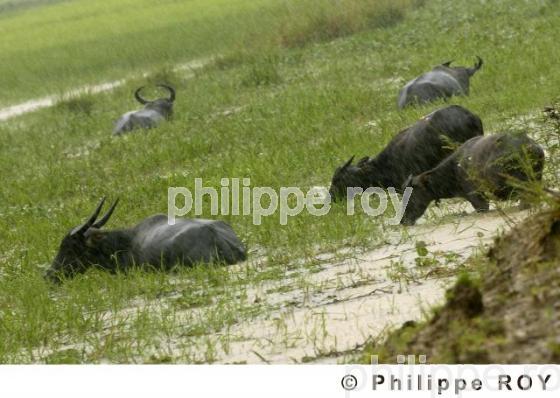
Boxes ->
[397,56,483,109]
[400,133,545,225]
[113,85,176,135]
[45,198,246,283]
[328,105,484,201]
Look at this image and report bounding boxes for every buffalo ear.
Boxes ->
[416,173,431,188]
[85,230,105,248]
[441,60,453,67]
[403,174,429,191]
[357,156,370,167]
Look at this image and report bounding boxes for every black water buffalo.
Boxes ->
[397,56,483,109]
[328,105,484,201]
[113,84,176,135]
[400,133,545,225]
[45,198,246,283]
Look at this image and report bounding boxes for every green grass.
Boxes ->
[0,0,414,105]
[0,0,65,14]
[1,0,560,363]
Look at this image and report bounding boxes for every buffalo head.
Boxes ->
[134,84,176,118]
[439,56,483,93]
[45,198,120,283]
[328,155,374,202]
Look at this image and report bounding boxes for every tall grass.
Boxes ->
[275,0,414,47]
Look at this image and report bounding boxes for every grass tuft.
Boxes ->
[277,0,410,48]
[54,96,95,116]
[241,54,283,87]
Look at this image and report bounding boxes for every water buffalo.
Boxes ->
[397,56,483,109]
[400,133,545,225]
[45,198,247,283]
[113,84,176,135]
[328,105,484,201]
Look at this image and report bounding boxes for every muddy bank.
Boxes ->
[34,207,526,364]
[362,203,560,364]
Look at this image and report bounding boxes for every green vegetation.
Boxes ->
[360,206,560,364]
[0,0,415,105]
[1,0,560,363]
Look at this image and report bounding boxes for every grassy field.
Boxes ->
[1,0,560,363]
[0,0,411,105]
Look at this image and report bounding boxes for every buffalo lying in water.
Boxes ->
[113,85,176,135]
[397,56,483,109]
[400,133,545,225]
[45,198,246,283]
[328,105,484,201]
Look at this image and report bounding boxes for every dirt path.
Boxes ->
[0,58,211,122]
